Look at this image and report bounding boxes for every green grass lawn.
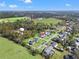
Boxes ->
[0,37,43,59]
[52,50,68,59]
[0,17,27,22]
[33,18,62,25]
[0,17,62,26]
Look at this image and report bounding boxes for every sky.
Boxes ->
[0,0,79,11]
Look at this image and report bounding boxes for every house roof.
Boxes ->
[29,41,33,45]
[51,42,57,47]
[34,38,39,42]
[40,32,45,35]
[44,46,53,55]
[45,31,50,35]
[75,42,79,46]
[64,55,77,59]
[76,38,79,42]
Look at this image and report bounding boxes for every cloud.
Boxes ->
[0,2,6,7]
[23,0,32,3]
[65,3,71,7]
[9,4,17,8]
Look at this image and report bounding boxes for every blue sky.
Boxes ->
[0,0,79,11]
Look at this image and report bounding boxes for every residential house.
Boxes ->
[40,32,46,38]
[29,38,39,45]
[45,31,50,36]
[34,38,39,42]
[57,32,68,45]
[42,46,55,57]
[75,38,79,49]
[51,42,58,48]
[64,54,77,59]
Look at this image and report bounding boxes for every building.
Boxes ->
[51,42,58,48]
[34,38,39,42]
[45,31,50,36]
[40,32,46,38]
[59,33,65,38]
[75,38,79,49]
[64,54,77,59]
[42,46,55,57]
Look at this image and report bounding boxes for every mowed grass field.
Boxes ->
[0,17,27,22]
[33,18,62,25]
[0,37,43,59]
[0,17,62,25]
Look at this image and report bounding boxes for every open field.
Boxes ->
[0,37,43,59]
[0,17,27,22]
[33,18,62,25]
[0,17,62,25]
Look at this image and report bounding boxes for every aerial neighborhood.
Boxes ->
[0,0,79,59]
[0,11,79,59]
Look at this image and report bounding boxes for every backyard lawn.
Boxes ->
[52,50,68,59]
